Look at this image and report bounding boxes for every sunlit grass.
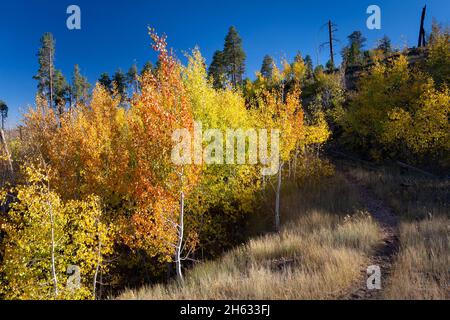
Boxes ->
[119,173,383,300]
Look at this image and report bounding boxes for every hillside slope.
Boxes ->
[119,163,450,300]
[119,172,384,300]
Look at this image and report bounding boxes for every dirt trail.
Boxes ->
[344,173,400,300]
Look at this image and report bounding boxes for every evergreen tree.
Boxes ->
[326,60,335,72]
[98,72,112,93]
[141,61,154,76]
[260,55,274,79]
[304,55,314,78]
[222,26,246,88]
[113,69,127,103]
[53,70,70,117]
[342,31,367,66]
[72,64,91,106]
[377,35,392,56]
[33,33,56,109]
[127,63,139,94]
[208,50,226,89]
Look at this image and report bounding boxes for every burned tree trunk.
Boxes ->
[328,20,334,67]
[418,5,427,47]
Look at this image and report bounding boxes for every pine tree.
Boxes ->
[141,61,154,76]
[72,64,91,106]
[304,55,314,78]
[260,55,274,79]
[377,35,392,56]
[53,70,70,117]
[33,33,56,109]
[326,60,335,72]
[342,31,367,66]
[113,69,127,102]
[98,72,112,93]
[222,26,246,88]
[127,63,139,94]
[208,50,226,89]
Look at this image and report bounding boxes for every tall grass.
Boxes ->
[343,163,449,300]
[384,217,449,299]
[118,173,383,300]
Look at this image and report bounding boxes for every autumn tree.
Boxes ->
[252,63,305,231]
[341,54,449,164]
[382,86,449,163]
[184,48,261,253]
[128,29,201,281]
[285,54,307,83]
[22,31,203,283]
[306,68,345,116]
[22,85,130,267]
[0,165,113,300]
[18,25,335,291]
[426,22,450,86]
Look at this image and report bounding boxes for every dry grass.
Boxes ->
[384,217,450,299]
[118,174,383,300]
[343,163,450,300]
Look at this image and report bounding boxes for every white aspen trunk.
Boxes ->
[293,151,297,180]
[48,196,58,297]
[93,224,102,299]
[288,160,292,179]
[0,128,13,178]
[175,190,184,283]
[98,270,103,299]
[275,162,284,232]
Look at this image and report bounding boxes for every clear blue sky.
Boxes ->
[0,0,449,128]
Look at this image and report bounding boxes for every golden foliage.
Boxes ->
[0,165,113,299]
